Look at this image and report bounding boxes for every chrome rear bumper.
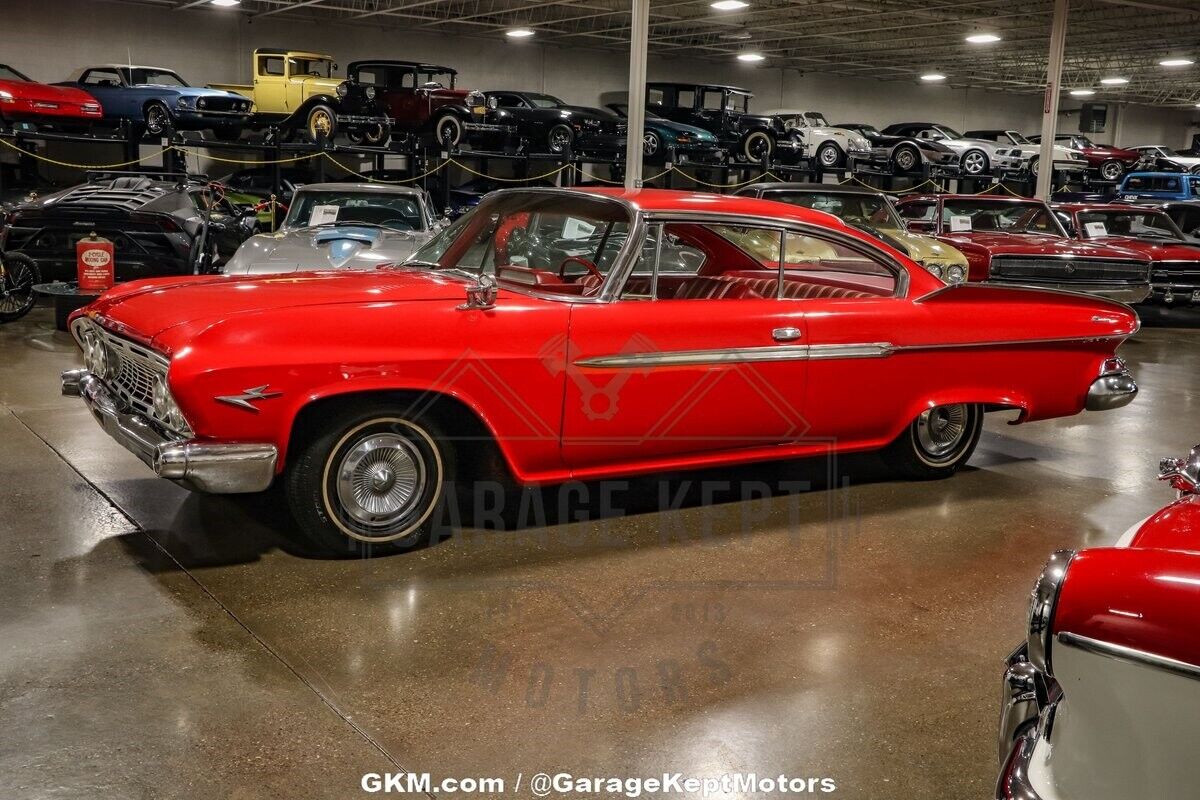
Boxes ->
[1086,357,1138,411]
[61,368,277,493]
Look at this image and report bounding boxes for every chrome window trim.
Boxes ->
[1057,631,1200,683]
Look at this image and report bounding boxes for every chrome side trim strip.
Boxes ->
[808,343,894,359]
[577,345,814,368]
[1057,631,1200,682]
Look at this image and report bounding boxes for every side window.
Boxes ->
[702,90,724,110]
[259,56,285,76]
[82,68,122,87]
[401,70,417,90]
[1162,177,1181,192]
[677,89,695,109]
[897,202,935,222]
[496,94,523,108]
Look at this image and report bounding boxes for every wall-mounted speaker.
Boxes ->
[1079,103,1108,133]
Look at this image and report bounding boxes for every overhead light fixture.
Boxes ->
[1100,77,1129,85]
[1070,89,1096,97]
[737,52,765,62]
[965,33,1001,44]
[920,73,947,82]
[210,0,240,6]
[711,0,750,10]
[506,28,535,38]
[1160,58,1194,67]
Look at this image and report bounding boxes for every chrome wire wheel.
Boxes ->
[914,404,969,462]
[308,108,334,139]
[0,253,39,321]
[962,150,987,175]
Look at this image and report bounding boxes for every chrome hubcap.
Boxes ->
[336,433,425,529]
[897,151,915,169]
[821,147,837,165]
[1102,163,1120,180]
[915,405,968,458]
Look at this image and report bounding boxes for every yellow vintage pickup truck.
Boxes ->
[210,48,391,143]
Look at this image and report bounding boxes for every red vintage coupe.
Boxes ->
[61,188,1139,555]
[1053,202,1200,305]
[997,446,1200,800]
[0,63,101,128]
[1030,133,1143,182]
[895,194,1152,303]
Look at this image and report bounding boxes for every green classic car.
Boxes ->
[734,182,968,283]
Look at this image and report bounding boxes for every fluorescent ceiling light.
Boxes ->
[737,52,765,62]
[1160,58,1194,67]
[711,0,750,10]
[965,33,1001,44]
[920,73,946,82]
[210,0,240,6]
[1100,77,1129,85]
[506,28,535,38]
[1070,89,1096,96]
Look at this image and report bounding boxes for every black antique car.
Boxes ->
[646,82,800,164]
[835,122,961,175]
[483,91,626,155]
[0,172,256,281]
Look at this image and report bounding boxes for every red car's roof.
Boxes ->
[579,187,847,229]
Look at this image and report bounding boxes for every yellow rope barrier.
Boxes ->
[0,137,173,169]
[172,146,322,166]
[448,158,572,182]
[324,152,448,183]
[673,168,782,188]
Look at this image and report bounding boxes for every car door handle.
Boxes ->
[772,327,803,342]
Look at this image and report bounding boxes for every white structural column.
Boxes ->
[624,0,650,190]
[1036,0,1069,199]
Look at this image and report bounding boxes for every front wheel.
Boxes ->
[1099,159,1124,181]
[881,403,983,480]
[0,252,40,323]
[961,149,989,176]
[643,130,662,159]
[306,104,337,141]
[143,102,171,136]
[286,406,453,556]
[433,115,464,147]
[547,124,574,154]
[816,142,844,169]
[892,144,920,174]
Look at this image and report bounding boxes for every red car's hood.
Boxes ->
[1085,237,1200,260]
[1083,145,1139,160]
[0,78,95,105]
[82,268,474,349]
[941,231,1143,258]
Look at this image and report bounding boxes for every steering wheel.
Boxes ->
[557,255,603,283]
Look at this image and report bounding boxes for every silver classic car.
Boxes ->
[879,122,1026,177]
[222,183,440,275]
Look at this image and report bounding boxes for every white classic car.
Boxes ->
[1128,145,1200,174]
[962,129,1088,177]
[221,183,442,275]
[765,110,872,169]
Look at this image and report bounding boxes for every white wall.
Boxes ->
[1,0,1194,148]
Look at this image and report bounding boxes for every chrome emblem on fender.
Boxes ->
[216,385,282,412]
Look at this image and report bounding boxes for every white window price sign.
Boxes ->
[309,204,341,226]
[1084,221,1108,237]
[948,215,973,232]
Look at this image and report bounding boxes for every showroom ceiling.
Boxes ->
[149,0,1200,106]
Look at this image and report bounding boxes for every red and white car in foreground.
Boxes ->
[62,188,1139,555]
[998,448,1200,799]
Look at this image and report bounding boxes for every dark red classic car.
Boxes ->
[895,194,1151,303]
[0,63,101,129]
[347,60,510,148]
[1030,133,1143,182]
[61,188,1138,556]
[1054,203,1200,304]
[997,446,1200,800]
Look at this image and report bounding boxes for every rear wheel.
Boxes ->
[0,252,40,323]
[882,403,983,480]
[143,102,171,136]
[547,124,574,154]
[1099,159,1124,181]
[286,404,454,556]
[892,144,920,174]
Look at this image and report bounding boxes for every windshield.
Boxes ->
[0,65,30,82]
[290,58,333,78]
[406,192,631,294]
[941,199,1061,235]
[1006,131,1031,144]
[765,191,901,230]
[525,93,565,109]
[804,112,830,126]
[1075,135,1096,147]
[129,69,188,87]
[1158,147,1179,156]
[284,190,427,231]
[1075,209,1185,241]
[934,125,963,139]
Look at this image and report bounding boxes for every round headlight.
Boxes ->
[197,97,207,109]
[83,333,109,380]
[946,264,966,284]
[152,374,169,419]
[176,97,189,109]
[336,81,349,98]
[365,85,376,100]
[924,262,944,279]
[1028,550,1074,674]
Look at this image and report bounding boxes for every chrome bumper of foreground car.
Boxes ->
[61,369,277,494]
[1086,357,1138,411]
[995,643,1054,800]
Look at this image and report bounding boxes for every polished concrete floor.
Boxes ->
[1,304,1195,799]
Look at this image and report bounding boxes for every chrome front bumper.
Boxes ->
[996,644,1055,800]
[1086,357,1138,411]
[61,369,277,494]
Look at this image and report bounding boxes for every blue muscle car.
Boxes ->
[59,65,253,139]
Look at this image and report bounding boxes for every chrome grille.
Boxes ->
[990,256,1148,283]
[98,328,167,419]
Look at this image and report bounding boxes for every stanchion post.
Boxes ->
[440,152,451,213]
